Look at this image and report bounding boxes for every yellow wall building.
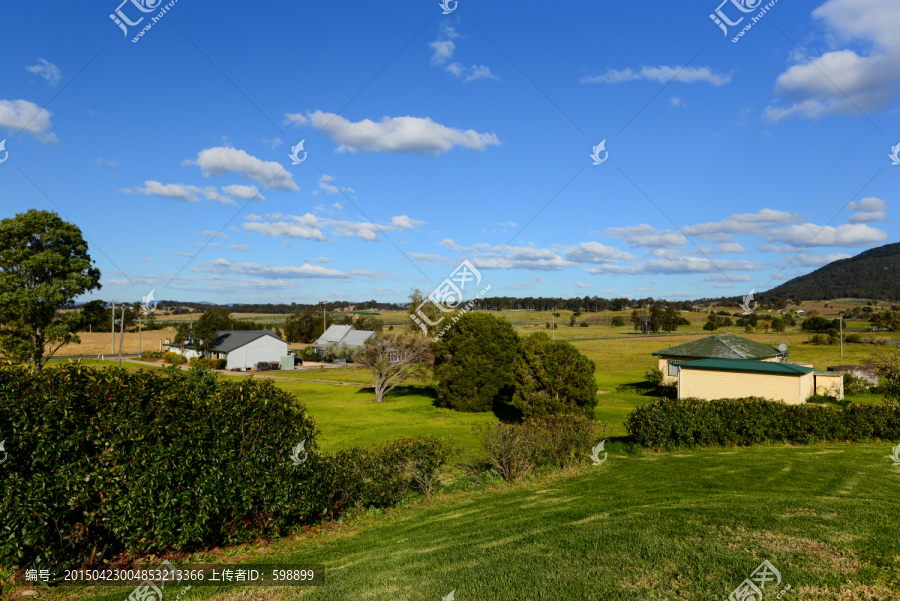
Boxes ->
[652,334,785,385]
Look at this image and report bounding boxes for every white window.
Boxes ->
[668,361,679,377]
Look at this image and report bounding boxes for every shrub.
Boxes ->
[475,415,605,481]
[301,347,320,361]
[846,333,862,343]
[644,366,664,388]
[215,358,227,370]
[611,316,625,327]
[843,372,871,395]
[0,362,318,573]
[141,350,165,359]
[580,321,589,327]
[434,313,519,413]
[625,397,900,449]
[163,350,187,365]
[511,333,598,419]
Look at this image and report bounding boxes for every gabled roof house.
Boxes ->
[165,330,288,370]
[652,334,785,383]
[312,324,376,358]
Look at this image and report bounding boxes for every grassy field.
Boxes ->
[65,444,900,601]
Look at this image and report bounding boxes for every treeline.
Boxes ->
[462,296,698,313]
[154,300,406,314]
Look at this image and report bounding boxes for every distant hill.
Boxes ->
[761,242,900,301]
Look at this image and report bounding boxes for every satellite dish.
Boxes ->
[778,344,787,352]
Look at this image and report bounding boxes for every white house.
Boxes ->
[312,324,376,359]
[166,330,288,370]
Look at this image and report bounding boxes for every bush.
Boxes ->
[611,316,625,327]
[435,313,520,412]
[511,333,598,419]
[846,333,862,343]
[580,321,589,327]
[215,358,227,370]
[0,362,318,573]
[644,366,664,388]
[141,350,165,359]
[843,372,871,395]
[163,351,187,365]
[475,415,605,481]
[301,346,320,361]
[0,362,455,573]
[625,397,900,449]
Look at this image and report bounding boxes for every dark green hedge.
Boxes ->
[0,363,452,573]
[626,397,900,448]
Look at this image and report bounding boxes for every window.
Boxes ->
[667,361,679,377]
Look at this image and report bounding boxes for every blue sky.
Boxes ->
[2,0,898,305]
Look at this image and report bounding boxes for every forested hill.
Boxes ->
[761,242,900,301]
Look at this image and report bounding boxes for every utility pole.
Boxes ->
[118,307,125,367]
[839,312,844,357]
[111,300,115,355]
[138,318,142,356]
[552,314,554,340]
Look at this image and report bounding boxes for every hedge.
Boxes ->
[0,363,452,573]
[626,397,900,448]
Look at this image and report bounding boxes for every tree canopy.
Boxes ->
[0,210,101,369]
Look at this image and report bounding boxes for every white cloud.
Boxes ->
[0,99,56,143]
[284,113,308,126]
[305,111,501,155]
[564,242,636,264]
[97,158,120,166]
[581,66,732,86]
[195,242,220,249]
[183,146,298,191]
[766,223,889,247]
[605,224,687,248]
[440,239,572,271]
[324,215,425,242]
[263,137,283,149]
[765,0,900,121]
[586,256,763,276]
[313,257,333,263]
[446,63,499,82]
[25,59,62,85]
[847,197,887,223]
[228,244,249,251]
[717,243,748,254]
[202,231,227,239]
[408,252,449,263]
[788,252,852,267]
[135,181,202,203]
[682,209,802,242]
[141,257,154,263]
[499,221,518,227]
[243,213,327,241]
[573,282,591,289]
[532,277,546,284]
[203,258,360,281]
[499,283,535,290]
[848,211,887,223]
[222,184,265,201]
[166,251,194,258]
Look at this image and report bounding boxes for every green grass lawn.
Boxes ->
[69,443,900,601]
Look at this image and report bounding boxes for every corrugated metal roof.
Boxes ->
[313,324,375,348]
[341,330,375,347]
[814,371,840,376]
[212,330,285,354]
[652,334,782,359]
[675,358,814,375]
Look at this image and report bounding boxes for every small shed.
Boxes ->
[652,334,785,384]
[814,371,844,400]
[165,330,288,370]
[675,358,815,405]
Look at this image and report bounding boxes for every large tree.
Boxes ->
[511,332,598,419]
[193,307,231,358]
[434,312,519,412]
[356,331,434,403]
[0,210,101,370]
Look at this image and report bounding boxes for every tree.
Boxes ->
[355,314,384,332]
[406,288,448,337]
[356,331,435,403]
[511,332,598,419]
[611,316,625,327]
[284,310,330,343]
[0,210,101,370]
[434,313,519,412]
[871,349,900,403]
[771,318,786,333]
[801,316,832,332]
[193,308,230,358]
[631,310,649,334]
[703,320,719,331]
[79,300,108,331]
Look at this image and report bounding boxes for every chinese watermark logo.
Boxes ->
[410,260,491,342]
[0,140,8,165]
[710,0,778,43]
[889,443,900,466]
[442,590,456,601]
[110,0,180,43]
[889,143,900,166]
[588,440,607,466]
[127,560,190,601]
[289,140,307,165]
[740,289,757,315]
[589,140,608,165]
[290,440,308,466]
[0,439,7,464]
[728,560,791,601]
[439,0,457,15]
[141,289,158,316]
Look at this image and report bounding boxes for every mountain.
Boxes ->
[761,242,900,301]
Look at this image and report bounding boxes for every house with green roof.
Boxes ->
[652,334,785,384]
[673,358,842,404]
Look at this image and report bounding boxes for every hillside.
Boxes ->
[761,241,900,301]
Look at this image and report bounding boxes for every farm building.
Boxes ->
[652,334,786,384]
[165,330,288,370]
[312,325,376,359]
[673,358,844,404]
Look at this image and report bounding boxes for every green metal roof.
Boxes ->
[814,371,839,376]
[674,358,814,376]
[652,334,783,360]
